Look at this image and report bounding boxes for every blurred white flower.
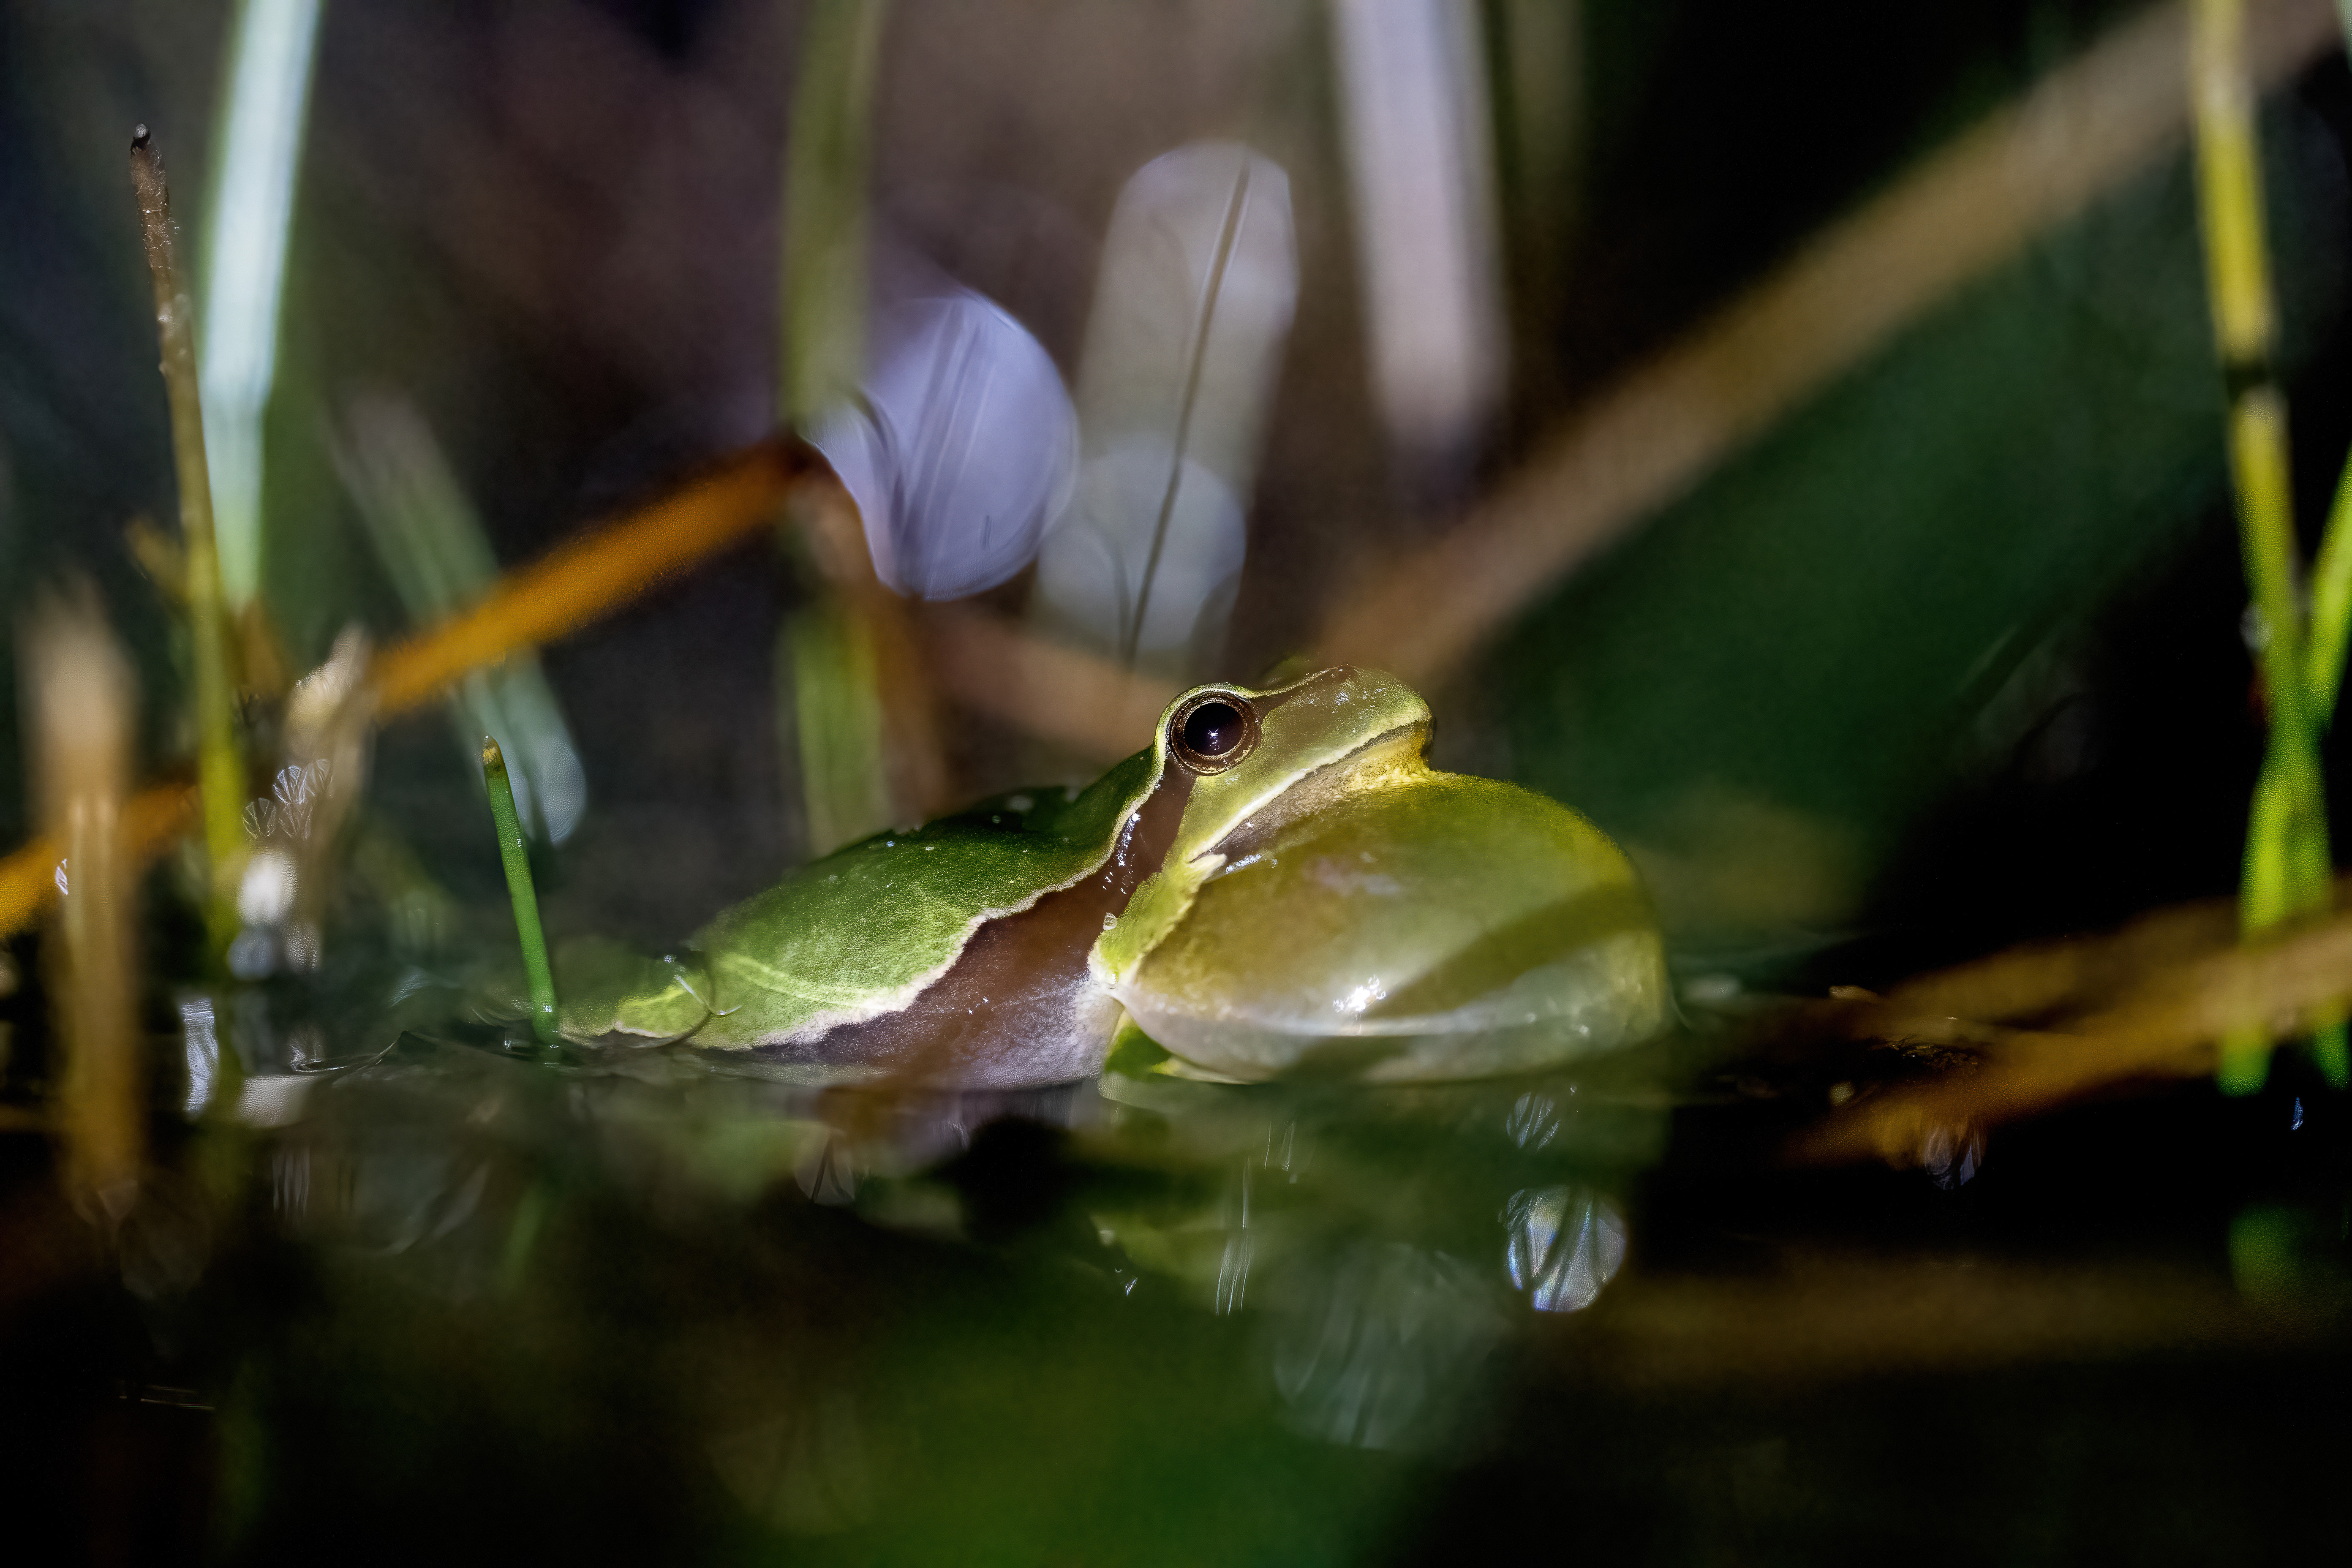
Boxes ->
[812,290,1077,601]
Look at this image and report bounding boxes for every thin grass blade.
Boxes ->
[199,0,324,613]
[338,396,587,845]
[482,737,559,1052]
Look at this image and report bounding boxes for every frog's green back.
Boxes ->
[680,750,1160,1048]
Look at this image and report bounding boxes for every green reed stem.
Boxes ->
[777,0,897,855]
[2306,448,2352,716]
[779,0,887,425]
[482,736,558,1051]
[2235,410,2352,1088]
[130,126,247,954]
[2192,0,2338,1092]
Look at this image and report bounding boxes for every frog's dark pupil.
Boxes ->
[1183,700,1245,758]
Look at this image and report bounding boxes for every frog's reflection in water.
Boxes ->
[781,1081,1104,1207]
[1087,1069,1645,1452]
[785,1068,1644,1459]
[250,1034,1651,1479]
[1251,1182,1626,1451]
[1266,1242,1507,1452]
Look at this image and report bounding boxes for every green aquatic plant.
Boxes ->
[481,735,559,1053]
[2191,0,2347,1090]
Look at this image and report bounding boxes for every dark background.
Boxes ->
[6,7,2352,1563]
[4,0,2338,971]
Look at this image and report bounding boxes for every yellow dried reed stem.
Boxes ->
[25,594,143,1213]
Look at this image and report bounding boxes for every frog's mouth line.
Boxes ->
[1195,721,1429,868]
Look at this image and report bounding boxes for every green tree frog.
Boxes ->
[568,667,1667,1086]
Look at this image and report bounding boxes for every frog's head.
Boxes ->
[1095,666,1432,984]
[1154,666,1432,863]
[1108,664,1668,1083]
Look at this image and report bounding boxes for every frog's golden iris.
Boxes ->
[557,667,1668,1086]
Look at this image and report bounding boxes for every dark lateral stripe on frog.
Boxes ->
[747,764,1198,1082]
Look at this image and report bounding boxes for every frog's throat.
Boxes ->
[1091,672,1432,988]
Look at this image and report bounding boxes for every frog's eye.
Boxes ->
[1171,691,1260,774]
